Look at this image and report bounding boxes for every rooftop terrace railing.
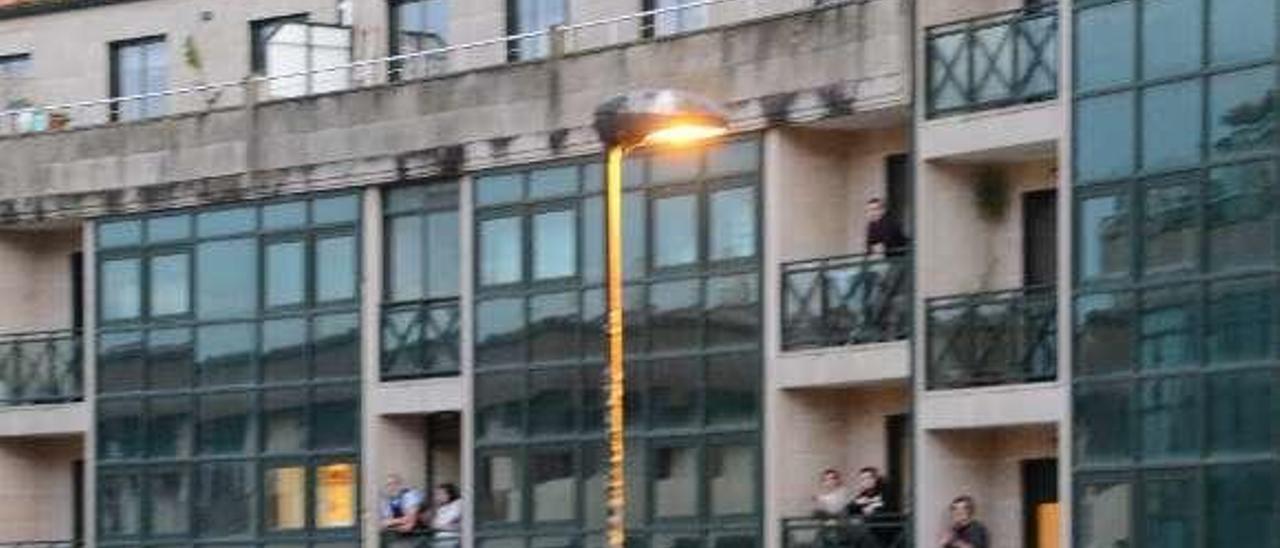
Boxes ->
[782,251,912,351]
[926,286,1057,390]
[0,0,882,135]
[925,3,1059,118]
[782,515,910,548]
[0,329,81,407]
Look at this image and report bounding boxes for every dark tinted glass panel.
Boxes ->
[480,217,523,285]
[582,444,605,528]
[150,253,190,316]
[476,174,523,206]
[624,191,647,278]
[99,220,142,249]
[1143,475,1196,548]
[1078,193,1131,281]
[1208,161,1276,271]
[708,443,755,515]
[707,354,758,426]
[529,449,575,522]
[582,196,604,283]
[477,298,525,366]
[581,289,604,359]
[529,367,575,435]
[98,470,142,536]
[1208,369,1277,455]
[650,358,699,429]
[654,533,703,548]
[1076,480,1132,548]
[312,384,358,449]
[1139,287,1199,370]
[195,461,253,536]
[197,323,254,386]
[101,258,141,321]
[1142,81,1203,171]
[149,467,190,534]
[148,395,193,457]
[263,387,307,454]
[1210,66,1278,159]
[1075,292,1135,375]
[316,235,357,302]
[1142,0,1202,79]
[1076,92,1135,182]
[654,194,699,268]
[533,209,576,280]
[198,392,251,454]
[99,331,144,393]
[650,279,701,351]
[266,241,306,308]
[478,451,522,523]
[710,186,756,260]
[528,166,578,199]
[1139,376,1200,458]
[263,201,307,231]
[147,215,190,243]
[388,215,424,301]
[99,398,144,459]
[653,445,697,518]
[706,274,759,347]
[529,292,577,363]
[426,211,460,298]
[581,364,603,433]
[1207,464,1276,547]
[1207,277,1276,363]
[1076,1,1135,92]
[196,207,256,237]
[314,312,359,378]
[196,238,257,319]
[262,318,308,382]
[312,195,358,225]
[477,372,524,441]
[148,327,192,390]
[1075,382,1132,463]
[1210,0,1277,65]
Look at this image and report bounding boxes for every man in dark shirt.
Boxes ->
[864,198,908,256]
[939,496,990,548]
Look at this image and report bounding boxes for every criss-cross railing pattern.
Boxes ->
[782,515,910,548]
[926,3,1058,118]
[382,300,461,380]
[782,252,911,350]
[926,286,1056,389]
[0,329,81,406]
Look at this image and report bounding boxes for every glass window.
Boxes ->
[147,215,190,243]
[706,274,759,347]
[480,217,523,285]
[1142,81,1203,171]
[314,312,359,378]
[478,451,523,523]
[708,140,760,177]
[1076,92,1135,182]
[529,367,576,435]
[650,358,699,428]
[624,191,648,278]
[477,298,525,366]
[708,443,755,515]
[196,207,256,238]
[197,238,257,319]
[1208,464,1276,546]
[263,388,307,454]
[313,195,358,225]
[1139,287,1199,370]
[111,36,167,121]
[1207,277,1275,363]
[1139,376,1200,458]
[148,395,193,458]
[1210,0,1277,66]
[1076,480,1131,548]
[263,318,308,382]
[477,173,523,206]
[650,279,701,351]
[98,220,142,249]
[265,464,306,531]
[1142,0,1202,79]
[581,445,606,528]
[652,0,709,36]
[197,322,254,386]
[98,470,142,537]
[710,186,756,260]
[198,392,251,455]
[1210,66,1278,158]
[263,201,307,231]
[426,210,460,298]
[707,353,758,426]
[392,0,449,79]
[653,445,698,518]
[509,0,566,60]
[1208,161,1276,271]
[582,196,604,283]
[651,148,701,184]
[1208,369,1277,455]
[1078,193,1132,281]
[388,215,425,301]
[316,235,357,302]
[98,331,144,393]
[315,461,357,528]
[99,398,144,459]
[528,166,578,199]
[266,241,306,308]
[529,292,577,363]
[477,372,524,440]
[1076,1,1135,92]
[195,461,252,536]
[101,258,141,321]
[251,14,309,75]
[1143,476,1196,548]
[533,209,577,280]
[149,467,190,534]
[1075,381,1132,464]
[312,384,358,449]
[654,194,699,267]
[149,253,190,316]
[148,327,192,390]
[530,449,575,522]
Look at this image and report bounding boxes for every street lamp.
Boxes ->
[593,89,729,548]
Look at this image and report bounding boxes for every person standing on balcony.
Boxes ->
[813,469,854,517]
[380,473,426,534]
[939,495,990,548]
[847,467,886,517]
[427,483,464,537]
[864,198,908,257]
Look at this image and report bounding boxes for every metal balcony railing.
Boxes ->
[926,286,1057,390]
[925,3,1058,118]
[782,252,912,351]
[0,541,82,547]
[382,300,461,381]
[782,515,910,548]
[381,531,461,548]
[0,329,81,406]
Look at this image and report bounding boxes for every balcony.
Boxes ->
[925,287,1056,390]
[925,4,1058,118]
[782,253,912,351]
[0,330,81,407]
[781,515,910,548]
[381,300,461,381]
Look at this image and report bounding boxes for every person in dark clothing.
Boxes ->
[939,496,990,548]
[864,198,908,257]
[847,467,886,517]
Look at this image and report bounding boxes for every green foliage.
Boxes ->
[183,36,203,72]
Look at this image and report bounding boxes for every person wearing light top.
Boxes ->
[428,483,463,541]
[381,473,426,533]
[813,469,854,518]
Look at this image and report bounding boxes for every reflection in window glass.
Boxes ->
[708,444,754,515]
[149,468,190,534]
[1078,193,1131,281]
[650,358,698,428]
[1142,0,1202,79]
[1077,481,1131,548]
[1077,293,1137,374]
[1076,92,1135,182]
[655,194,698,267]
[313,195,359,225]
[708,140,760,176]
[1076,1,1134,92]
[1208,464,1276,546]
[529,367,575,435]
[530,450,575,522]
[195,461,252,536]
[481,217,523,285]
[1142,81,1202,171]
[263,318,308,382]
[477,298,525,366]
[148,328,192,390]
[1207,277,1275,364]
[706,274,759,347]
[1140,287,1199,370]
[650,280,701,351]
[315,462,357,528]
[1210,0,1277,66]
[533,210,577,280]
[263,201,307,231]
[1075,382,1132,464]
[479,452,522,523]
[198,392,251,455]
[98,331,145,394]
[98,221,142,249]
[98,471,142,537]
[653,445,697,518]
[1208,161,1275,271]
[529,292,577,363]
[196,208,256,237]
[710,186,756,260]
[1143,476,1195,548]
[316,235,357,302]
[101,258,141,321]
[528,166,578,199]
[1210,66,1277,158]
[582,196,604,283]
[197,238,257,319]
[624,191,647,278]
[312,384,358,450]
[147,215,190,243]
[477,372,524,440]
[426,211,460,298]
[389,215,424,301]
[99,398,144,459]
[264,388,307,454]
[266,241,306,308]
[150,254,190,316]
[1208,370,1276,455]
[314,312,360,378]
[707,353,758,425]
[476,173,523,206]
[266,465,306,530]
[147,395,192,458]
[197,323,254,386]
[1139,377,1200,458]
[651,148,701,183]
[1143,178,1199,274]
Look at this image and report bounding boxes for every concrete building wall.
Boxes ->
[0,227,79,333]
[0,436,82,543]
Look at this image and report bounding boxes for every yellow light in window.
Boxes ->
[268,466,306,530]
[316,462,356,528]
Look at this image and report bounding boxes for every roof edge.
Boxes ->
[0,0,148,21]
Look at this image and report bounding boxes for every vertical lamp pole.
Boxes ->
[594,90,728,548]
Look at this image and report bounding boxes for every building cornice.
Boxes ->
[0,0,148,21]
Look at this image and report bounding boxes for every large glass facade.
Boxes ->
[95,193,361,547]
[473,138,763,547]
[1072,1,1279,546]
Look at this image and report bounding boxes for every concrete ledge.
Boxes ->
[371,376,463,416]
[918,100,1061,162]
[773,340,909,389]
[917,382,1064,430]
[0,402,88,438]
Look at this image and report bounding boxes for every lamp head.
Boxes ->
[593,89,729,148]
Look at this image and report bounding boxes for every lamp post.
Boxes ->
[592,90,728,548]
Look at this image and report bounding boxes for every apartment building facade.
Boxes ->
[0,0,1272,547]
